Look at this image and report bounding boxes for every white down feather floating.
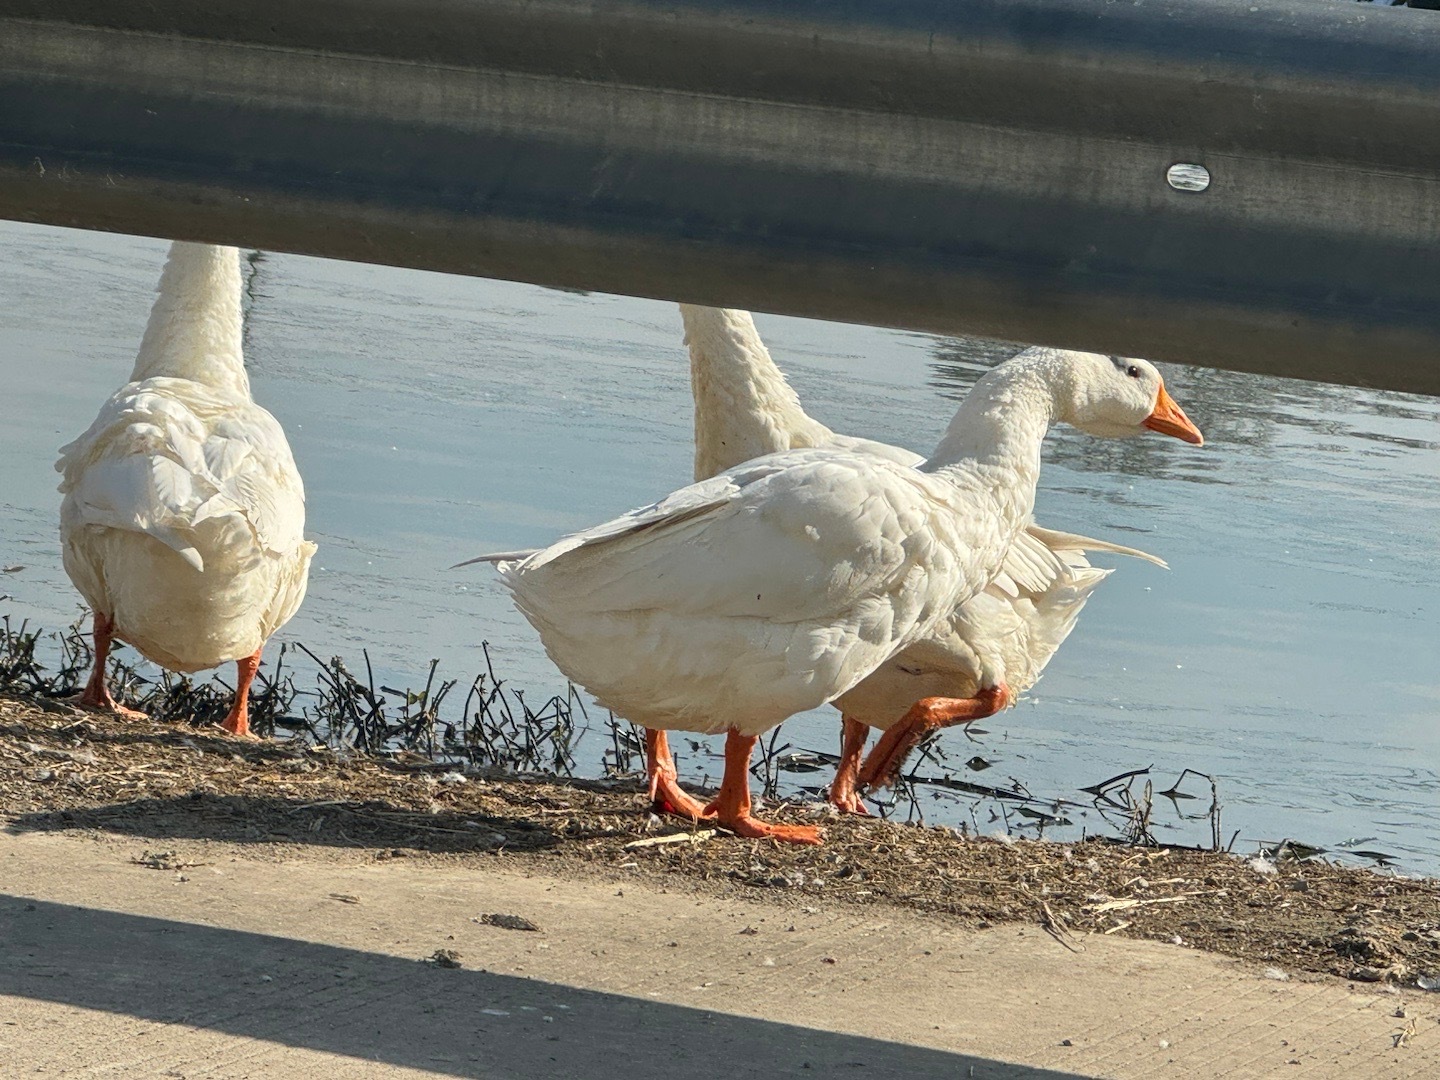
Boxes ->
[57,241,316,737]
[681,305,1170,811]
[470,341,1203,844]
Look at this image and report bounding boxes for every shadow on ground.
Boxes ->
[0,896,1082,1079]
[5,792,559,853]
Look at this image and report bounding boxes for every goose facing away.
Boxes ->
[472,345,1202,844]
[57,241,317,737]
[681,306,1170,812]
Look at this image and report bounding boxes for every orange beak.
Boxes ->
[1142,383,1204,446]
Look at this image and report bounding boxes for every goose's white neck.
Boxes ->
[923,348,1072,533]
[130,242,250,398]
[682,305,834,480]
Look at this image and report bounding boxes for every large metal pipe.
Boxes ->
[2,0,1438,394]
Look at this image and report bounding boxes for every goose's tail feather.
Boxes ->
[450,548,541,571]
[1025,525,1168,570]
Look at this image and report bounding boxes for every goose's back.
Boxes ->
[58,376,314,671]
[502,449,992,733]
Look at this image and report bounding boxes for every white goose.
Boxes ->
[469,343,1202,843]
[675,306,1169,813]
[57,241,316,737]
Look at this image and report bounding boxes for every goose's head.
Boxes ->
[1059,352,1204,446]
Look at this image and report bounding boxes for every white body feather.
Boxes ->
[57,242,316,673]
[681,306,1162,731]
[498,448,1001,734]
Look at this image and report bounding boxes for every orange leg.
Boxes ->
[645,729,714,821]
[702,729,822,845]
[827,716,873,815]
[857,684,1011,794]
[219,648,262,740]
[77,613,147,720]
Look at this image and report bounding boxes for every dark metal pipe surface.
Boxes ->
[1,0,1438,393]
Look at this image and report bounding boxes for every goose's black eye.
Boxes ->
[1126,365,1141,379]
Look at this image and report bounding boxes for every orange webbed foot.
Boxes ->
[651,776,715,821]
[73,688,148,722]
[705,804,823,846]
[828,789,872,816]
[827,716,872,815]
[218,718,261,741]
[703,729,824,845]
[218,650,264,740]
[76,614,146,720]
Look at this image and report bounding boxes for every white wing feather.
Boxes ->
[511,451,952,622]
[499,448,987,731]
[58,377,307,569]
[1023,524,1168,569]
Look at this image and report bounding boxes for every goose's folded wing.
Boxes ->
[59,381,307,567]
[503,450,958,626]
[58,384,220,568]
[198,407,309,556]
[482,467,752,574]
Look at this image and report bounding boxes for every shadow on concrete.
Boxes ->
[1,895,1084,1079]
[5,792,560,853]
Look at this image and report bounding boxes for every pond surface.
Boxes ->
[2,221,1436,873]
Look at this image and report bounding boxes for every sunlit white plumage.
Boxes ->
[474,333,1202,842]
[500,446,983,732]
[57,242,316,733]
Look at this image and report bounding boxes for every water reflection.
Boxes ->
[932,333,1439,573]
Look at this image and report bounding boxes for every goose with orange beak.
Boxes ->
[467,346,1203,844]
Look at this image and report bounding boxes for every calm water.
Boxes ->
[2,221,1437,873]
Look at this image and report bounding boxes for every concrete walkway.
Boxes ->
[0,829,1434,1078]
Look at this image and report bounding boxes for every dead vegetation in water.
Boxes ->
[0,617,588,773]
[0,618,1193,841]
[1,615,302,735]
[3,694,1439,989]
[0,616,1412,871]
